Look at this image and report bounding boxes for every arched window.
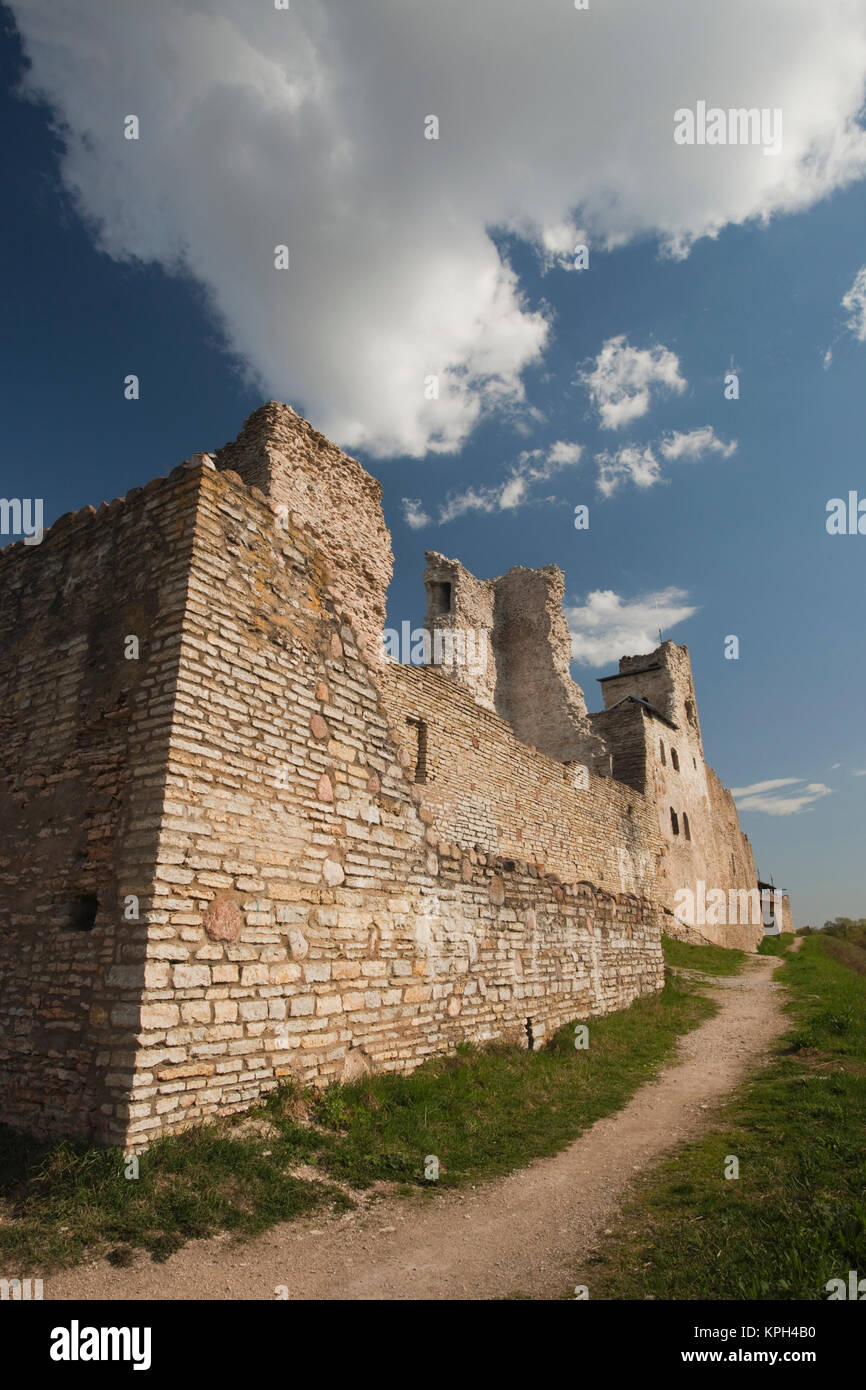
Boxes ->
[670,808,679,836]
[671,747,680,772]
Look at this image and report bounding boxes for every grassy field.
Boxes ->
[0,935,725,1274]
[577,925,866,1300]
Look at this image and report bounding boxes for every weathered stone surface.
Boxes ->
[204,900,242,943]
[310,714,329,741]
[340,1047,371,1084]
[288,930,309,961]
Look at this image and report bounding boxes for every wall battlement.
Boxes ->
[0,403,787,1148]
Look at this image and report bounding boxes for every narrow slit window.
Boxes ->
[671,747,680,772]
[683,812,691,841]
[406,716,428,783]
[670,807,679,836]
[659,740,666,766]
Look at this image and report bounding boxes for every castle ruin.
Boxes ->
[0,403,792,1148]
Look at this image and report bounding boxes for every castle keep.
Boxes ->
[0,404,791,1148]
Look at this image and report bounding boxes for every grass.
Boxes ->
[757,931,796,957]
[577,927,866,1300]
[662,933,747,976]
[0,938,725,1275]
[0,1123,345,1272]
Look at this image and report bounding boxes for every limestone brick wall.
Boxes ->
[214,402,393,665]
[118,466,665,1146]
[378,662,662,898]
[597,646,761,952]
[423,552,497,710]
[0,401,777,1149]
[421,554,608,774]
[0,468,202,1142]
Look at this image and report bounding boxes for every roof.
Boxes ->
[597,694,678,731]
[598,663,662,683]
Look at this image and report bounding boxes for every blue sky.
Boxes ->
[2,2,866,924]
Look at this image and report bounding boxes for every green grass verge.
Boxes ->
[0,946,721,1275]
[577,930,866,1300]
[757,931,796,957]
[662,934,748,976]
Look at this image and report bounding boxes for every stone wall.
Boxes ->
[422,552,608,773]
[0,467,202,1142]
[119,465,664,1146]
[0,402,777,1148]
[214,402,393,666]
[594,645,761,952]
[378,661,661,900]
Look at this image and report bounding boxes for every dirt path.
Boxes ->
[47,953,792,1301]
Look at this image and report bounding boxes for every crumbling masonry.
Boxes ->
[0,403,792,1148]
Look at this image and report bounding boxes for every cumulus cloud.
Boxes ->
[596,444,662,497]
[402,498,432,531]
[841,265,866,340]
[580,337,687,431]
[566,587,698,667]
[406,439,582,526]
[8,0,866,455]
[658,426,737,461]
[731,778,833,815]
[595,425,736,495]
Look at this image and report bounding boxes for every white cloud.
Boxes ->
[731,778,833,815]
[841,265,866,340]
[418,439,582,525]
[658,426,737,461]
[853,768,866,776]
[8,0,866,456]
[566,587,698,667]
[595,425,737,494]
[402,498,432,530]
[437,486,503,524]
[730,778,802,796]
[547,440,584,466]
[580,336,687,430]
[534,220,589,272]
[596,444,662,497]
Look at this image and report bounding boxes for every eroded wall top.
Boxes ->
[214,402,393,664]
